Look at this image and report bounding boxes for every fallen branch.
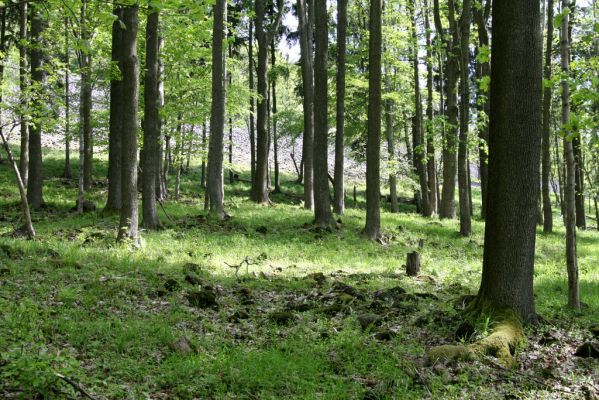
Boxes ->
[54,372,97,400]
[157,199,175,224]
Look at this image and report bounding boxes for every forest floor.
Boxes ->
[0,154,598,399]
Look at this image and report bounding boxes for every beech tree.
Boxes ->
[333,0,347,215]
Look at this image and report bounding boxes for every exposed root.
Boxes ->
[428,303,524,368]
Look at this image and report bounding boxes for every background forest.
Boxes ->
[0,0,597,398]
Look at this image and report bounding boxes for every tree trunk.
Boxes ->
[406,252,421,276]
[333,0,347,215]
[542,0,554,232]
[385,73,399,213]
[207,0,227,218]
[63,17,72,180]
[200,121,207,189]
[474,10,490,220]
[313,0,334,227]
[475,0,542,324]
[457,0,472,236]
[271,40,281,193]
[117,5,140,245]
[142,8,160,229]
[298,0,314,210]
[364,0,382,239]
[228,43,234,184]
[573,136,586,228]
[27,3,46,209]
[425,0,437,215]
[19,2,29,186]
[79,0,93,192]
[560,0,579,309]
[434,0,459,219]
[410,0,431,217]
[251,0,271,204]
[156,37,167,201]
[105,7,124,213]
[249,19,256,182]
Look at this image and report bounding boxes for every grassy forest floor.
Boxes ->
[0,154,598,399]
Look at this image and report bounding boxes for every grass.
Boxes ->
[0,152,597,399]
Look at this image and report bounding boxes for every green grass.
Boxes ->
[0,153,597,399]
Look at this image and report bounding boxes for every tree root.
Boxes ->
[428,306,524,368]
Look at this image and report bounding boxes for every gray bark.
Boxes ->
[333,0,347,215]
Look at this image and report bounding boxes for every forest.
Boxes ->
[0,0,597,398]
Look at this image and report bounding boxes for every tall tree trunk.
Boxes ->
[541,0,554,232]
[425,0,437,215]
[156,36,167,201]
[142,8,160,229]
[298,0,314,209]
[251,0,270,204]
[313,0,334,227]
[560,0,579,309]
[63,17,72,180]
[105,7,124,213]
[249,19,256,182]
[19,2,29,185]
[457,0,472,236]
[364,0,382,239]
[573,136,586,228]
[333,0,347,215]
[207,0,227,218]
[80,0,93,192]
[434,0,459,219]
[410,0,432,217]
[27,2,46,209]
[117,5,140,245]
[228,43,234,184]
[271,39,281,193]
[475,0,542,324]
[200,121,207,189]
[385,73,399,213]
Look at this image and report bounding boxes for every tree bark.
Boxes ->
[156,37,167,201]
[457,0,472,236]
[425,0,437,215]
[475,0,542,324]
[313,0,334,227]
[249,19,256,182]
[385,73,399,213]
[333,0,347,215]
[271,39,281,193]
[434,0,459,219]
[364,0,382,239]
[27,2,46,209]
[200,121,207,189]
[297,0,314,209]
[406,252,421,276]
[541,0,554,233]
[63,17,72,180]
[142,8,160,229]
[117,6,140,245]
[19,2,29,186]
[560,0,579,309]
[105,7,124,213]
[207,0,227,218]
[79,0,93,192]
[573,136,586,228]
[410,0,432,217]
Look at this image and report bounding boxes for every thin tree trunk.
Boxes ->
[117,5,140,245]
[560,0,579,309]
[105,7,124,213]
[573,136,586,228]
[434,0,459,219]
[364,0,382,239]
[475,0,542,323]
[19,2,29,185]
[27,2,45,209]
[333,0,347,215]
[385,73,399,213]
[80,0,93,192]
[425,0,437,215]
[410,0,431,217]
[63,17,72,180]
[313,0,334,227]
[271,39,281,193]
[156,36,167,201]
[249,19,256,183]
[142,8,160,229]
[457,0,472,236]
[542,0,554,232]
[207,0,227,218]
[298,0,314,209]
[228,43,234,184]
[200,121,207,189]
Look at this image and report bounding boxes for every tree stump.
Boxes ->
[406,251,420,276]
